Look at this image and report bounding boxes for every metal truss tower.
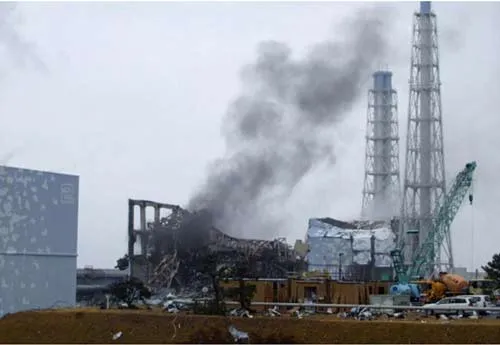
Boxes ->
[361,71,400,221]
[401,1,449,275]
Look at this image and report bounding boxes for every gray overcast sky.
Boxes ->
[0,1,498,271]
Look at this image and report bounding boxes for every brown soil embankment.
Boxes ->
[1,309,500,343]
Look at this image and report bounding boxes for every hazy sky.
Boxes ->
[0,1,498,271]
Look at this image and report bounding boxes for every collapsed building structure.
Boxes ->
[127,199,400,291]
[127,199,305,292]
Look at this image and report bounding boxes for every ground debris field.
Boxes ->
[2,310,500,344]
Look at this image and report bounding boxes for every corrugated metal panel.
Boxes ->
[0,166,78,317]
[306,218,396,279]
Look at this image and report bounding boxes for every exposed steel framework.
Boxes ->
[361,71,401,221]
[401,1,450,274]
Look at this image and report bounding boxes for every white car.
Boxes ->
[469,295,493,308]
[422,296,475,315]
[457,295,493,315]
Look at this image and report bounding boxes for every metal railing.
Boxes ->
[222,301,500,312]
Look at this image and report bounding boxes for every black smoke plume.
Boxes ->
[188,7,392,238]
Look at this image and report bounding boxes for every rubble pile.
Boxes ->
[2,309,500,343]
[154,295,492,324]
[134,206,304,293]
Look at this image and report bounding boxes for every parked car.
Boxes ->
[457,295,493,315]
[421,296,475,316]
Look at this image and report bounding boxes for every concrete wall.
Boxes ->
[0,166,79,317]
[76,268,127,305]
[77,268,128,288]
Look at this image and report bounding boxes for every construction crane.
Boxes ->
[390,161,477,296]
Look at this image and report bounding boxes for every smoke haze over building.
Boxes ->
[188,8,393,238]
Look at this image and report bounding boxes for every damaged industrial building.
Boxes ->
[126,198,396,299]
[305,218,396,282]
[78,1,486,315]
[127,199,307,294]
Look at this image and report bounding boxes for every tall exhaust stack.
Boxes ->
[401,1,449,276]
[361,70,400,221]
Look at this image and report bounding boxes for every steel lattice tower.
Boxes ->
[361,71,400,221]
[401,1,449,276]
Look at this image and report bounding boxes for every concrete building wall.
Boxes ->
[77,268,128,288]
[0,165,79,317]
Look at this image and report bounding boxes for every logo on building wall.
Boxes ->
[60,184,75,205]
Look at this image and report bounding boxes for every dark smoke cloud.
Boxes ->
[188,7,392,239]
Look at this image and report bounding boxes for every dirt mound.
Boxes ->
[1,309,500,343]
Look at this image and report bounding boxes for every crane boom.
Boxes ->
[409,161,476,278]
[390,161,477,284]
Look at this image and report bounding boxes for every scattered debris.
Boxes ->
[3,309,500,344]
[112,331,122,341]
[337,311,348,319]
[439,314,448,321]
[469,311,479,320]
[171,314,180,340]
[393,312,405,319]
[348,307,373,320]
[228,325,249,344]
[229,308,253,318]
[357,309,373,321]
[294,309,304,319]
[268,306,281,317]
[160,293,193,313]
[163,301,180,313]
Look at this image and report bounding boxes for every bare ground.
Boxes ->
[1,309,500,343]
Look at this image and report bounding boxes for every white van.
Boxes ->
[422,296,475,315]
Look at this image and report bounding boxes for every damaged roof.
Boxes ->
[315,217,390,230]
[306,217,396,270]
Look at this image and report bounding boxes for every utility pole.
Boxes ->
[338,253,344,281]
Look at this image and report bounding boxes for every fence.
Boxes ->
[222,300,500,312]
